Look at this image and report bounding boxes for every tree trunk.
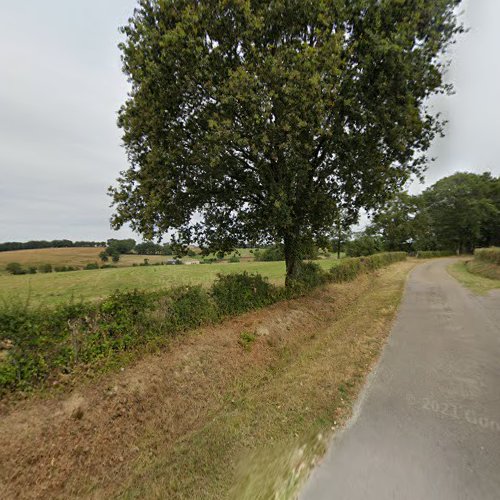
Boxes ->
[284,234,301,286]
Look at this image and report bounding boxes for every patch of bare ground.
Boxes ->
[0,260,417,499]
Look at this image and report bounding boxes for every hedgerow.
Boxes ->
[416,250,455,258]
[0,252,406,394]
[474,247,500,266]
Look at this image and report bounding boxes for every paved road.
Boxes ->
[300,258,500,500]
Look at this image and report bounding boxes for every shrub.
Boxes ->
[211,272,278,316]
[286,262,328,296]
[254,246,285,262]
[329,252,407,283]
[344,235,382,257]
[0,252,406,394]
[5,262,25,275]
[85,262,99,270]
[38,263,53,273]
[156,286,217,332]
[474,247,500,266]
[54,266,73,272]
[416,250,455,259]
[28,266,37,274]
[228,255,240,263]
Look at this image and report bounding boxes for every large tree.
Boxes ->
[368,192,435,252]
[422,172,500,253]
[111,0,461,284]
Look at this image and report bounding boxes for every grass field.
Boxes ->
[0,256,340,307]
[0,247,175,274]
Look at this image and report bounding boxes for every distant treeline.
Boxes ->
[0,240,106,252]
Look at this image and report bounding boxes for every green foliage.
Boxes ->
[54,266,78,273]
[345,234,382,257]
[228,255,240,263]
[416,250,455,259]
[106,238,136,254]
[369,192,434,252]
[38,263,53,273]
[474,247,500,266]
[5,262,25,275]
[363,172,500,254]
[135,241,174,255]
[329,253,407,283]
[99,251,109,262]
[421,172,500,253]
[211,273,278,317]
[0,253,405,394]
[238,332,256,352]
[254,246,285,262]
[84,262,99,270]
[111,0,461,284]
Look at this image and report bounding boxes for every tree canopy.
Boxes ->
[111,0,462,283]
[365,172,500,254]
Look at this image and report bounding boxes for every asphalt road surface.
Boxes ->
[300,258,500,500]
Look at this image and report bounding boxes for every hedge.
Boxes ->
[0,252,406,394]
[416,250,455,259]
[474,247,500,266]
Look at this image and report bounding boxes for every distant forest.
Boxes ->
[0,240,106,252]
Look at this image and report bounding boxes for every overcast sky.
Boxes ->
[1,0,499,242]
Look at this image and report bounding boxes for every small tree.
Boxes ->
[111,252,120,263]
[99,251,109,263]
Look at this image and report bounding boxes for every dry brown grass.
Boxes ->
[0,260,417,499]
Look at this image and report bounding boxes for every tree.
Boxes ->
[99,251,109,262]
[368,192,435,252]
[332,210,352,259]
[106,239,136,255]
[111,0,462,285]
[422,172,500,253]
[345,233,382,257]
[111,252,120,263]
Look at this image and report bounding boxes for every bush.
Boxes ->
[0,252,406,394]
[5,262,25,275]
[85,262,99,270]
[228,255,240,263]
[211,272,278,316]
[329,252,407,283]
[474,247,500,265]
[199,258,218,264]
[254,246,285,261]
[28,266,37,274]
[54,266,77,273]
[416,250,455,259]
[38,263,53,273]
[287,262,328,295]
[344,235,382,257]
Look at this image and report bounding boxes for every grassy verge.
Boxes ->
[114,260,415,499]
[448,260,500,294]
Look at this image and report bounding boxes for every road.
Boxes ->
[300,258,500,500]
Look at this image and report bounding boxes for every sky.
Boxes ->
[0,0,499,242]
